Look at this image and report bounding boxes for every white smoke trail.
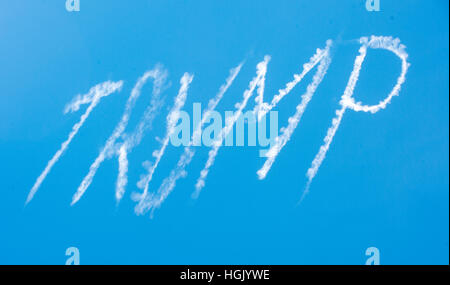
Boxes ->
[135,148,194,217]
[201,63,244,135]
[26,80,123,204]
[194,56,271,197]
[257,41,332,179]
[303,36,410,199]
[71,67,167,205]
[132,63,243,216]
[114,76,167,202]
[133,73,194,215]
[115,143,129,202]
[194,40,333,194]
[254,41,332,122]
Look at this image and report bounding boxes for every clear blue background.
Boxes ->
[0,0,448,264]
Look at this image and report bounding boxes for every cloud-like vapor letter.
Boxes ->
[71,67,167,205]
[257,40,333,179]
[114,70,168,203]
[26,80,124,204]
[303,36,410,199]
[133,72,194,215]
[194,56,270,197]
[134,63,243,216]
[195,40,333,195]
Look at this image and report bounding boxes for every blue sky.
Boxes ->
[0,0,448,265]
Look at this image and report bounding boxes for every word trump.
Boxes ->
[26,36,409,217]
